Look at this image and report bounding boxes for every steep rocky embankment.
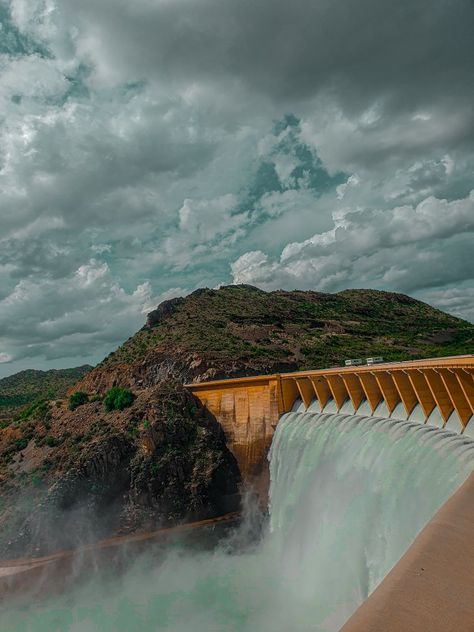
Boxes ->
[0,285,473,558]
[0,381,239,558]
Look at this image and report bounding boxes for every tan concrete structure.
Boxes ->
[340,471,474,632]
[188,354,474,631]
[188,375,281,488]
[188,355,474,481]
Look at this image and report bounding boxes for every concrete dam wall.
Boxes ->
[188,355,474,485]
[188,354,474,631]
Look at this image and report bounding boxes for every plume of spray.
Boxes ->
[1,410,473,632]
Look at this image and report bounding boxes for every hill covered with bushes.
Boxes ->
[0,366,92,422]
[77,285,474,393]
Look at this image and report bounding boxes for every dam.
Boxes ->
[1,355,473,631]
[187,354,474,631]
[188,354,474,485]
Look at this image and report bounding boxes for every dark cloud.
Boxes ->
[49,0,473,109]
[0,0,473,376]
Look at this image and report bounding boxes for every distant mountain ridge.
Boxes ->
[0,366,92,420]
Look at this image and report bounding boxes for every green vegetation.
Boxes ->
[104,387,135,411]
[13,438,28,451]
[13,398,50,423]
[44,436,60,448]
[0,436,30,465]
[97,286,474,376]
[0,365,92,420]
[68,391,89,410]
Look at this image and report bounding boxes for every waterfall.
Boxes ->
[265,409,474,629]
[2,409,473,631]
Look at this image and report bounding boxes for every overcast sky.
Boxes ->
[1,0,473,377]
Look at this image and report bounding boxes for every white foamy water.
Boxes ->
[2,410,473,631]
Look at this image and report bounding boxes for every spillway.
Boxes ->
[268,408,474,629]
[2,407,473,631]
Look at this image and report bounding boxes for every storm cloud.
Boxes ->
[1,0,473,375]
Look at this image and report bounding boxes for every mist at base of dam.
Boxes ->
[2,409,474,632]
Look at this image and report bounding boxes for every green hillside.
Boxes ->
[87,286,473,388]
[0,366,92,420]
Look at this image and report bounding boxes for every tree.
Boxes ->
[103,387,134,411]
[68,391,89,411]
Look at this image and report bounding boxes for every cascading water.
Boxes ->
[2,409,474,632]
[267,409,474,629]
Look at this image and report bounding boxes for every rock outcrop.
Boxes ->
[0,382,240,558]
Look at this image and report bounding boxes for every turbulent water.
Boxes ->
[2,410,474,632]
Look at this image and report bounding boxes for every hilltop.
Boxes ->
[0,286,472,558]
[76,285,474,393]
[0,366,92,423]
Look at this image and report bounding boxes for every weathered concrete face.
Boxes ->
[189,376,281,492]
[188,355,474,485]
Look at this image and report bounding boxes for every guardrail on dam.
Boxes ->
[187,354,474,483]
[188,354,474,632]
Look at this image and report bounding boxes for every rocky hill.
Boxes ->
[77,285,473,393]
[0,380,240,558]
[0,285,472,558]
[0,366,92,423]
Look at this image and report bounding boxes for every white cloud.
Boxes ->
[336,174,360,200]
[1,0,474,376]
[0,260,160,365]
[232,191,474,301]
[418,286,474,323]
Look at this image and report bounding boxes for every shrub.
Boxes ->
[104,387,134,412]
[68,391,89,411]
[13,399,50,423]
[44,436,60,448]
[42,458,54,472]
[14,438,28,451]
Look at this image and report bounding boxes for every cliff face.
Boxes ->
[76,285,473,393]
[1,285,473,557]
[0,381,240,559]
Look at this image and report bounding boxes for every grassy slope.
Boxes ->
[97,286,474,380]
[0,366,92,419]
